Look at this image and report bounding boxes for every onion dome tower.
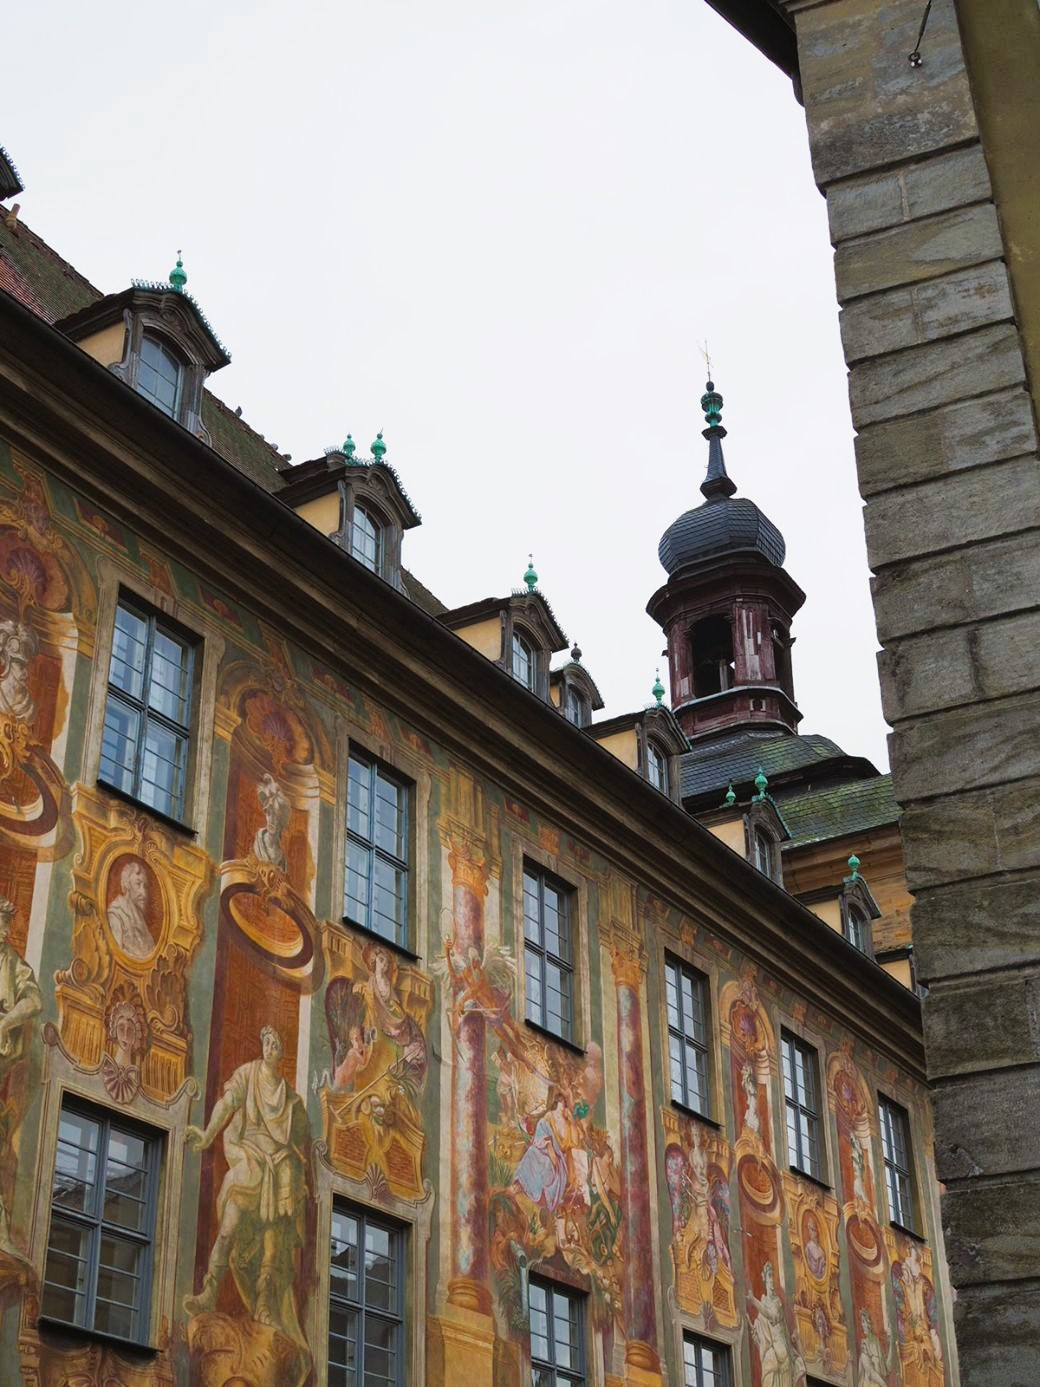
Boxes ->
[647,380,806,742]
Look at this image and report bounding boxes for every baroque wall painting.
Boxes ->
[54,789,209,1105]
[318,925,432,1202]
[827,1043,895,1384]
[886,1232,946,1387]
[662,1108,737,1330]
[784,1174,847,1378]
[720,968,807,1387]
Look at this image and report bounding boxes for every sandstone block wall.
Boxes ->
[779,1,1040,1382]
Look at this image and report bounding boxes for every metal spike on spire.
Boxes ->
[524,554,538,592]
[700,377,737,503]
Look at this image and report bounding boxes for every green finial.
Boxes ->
[652,669,665,705]
[753,767,768,801]
[848,853,861,880]
[343,433,356,460]
[724,783,737,807]
[701,379,724,431]
[371,430,386,461]
[169,251,187,291]
[524,554,538,592]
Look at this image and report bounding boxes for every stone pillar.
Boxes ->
[445,831,493,1314]
[770,2,1040,1379]
[606,924,660,1379]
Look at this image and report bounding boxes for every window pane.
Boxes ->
[110,607,148,699]
[372,857,406,942]
[54,1110,101,1214]
[512,633,534,690]
[374,774,405,859]
[351,505,380,572]
[331,1209,360,1304]
[42,1217,91,1325]
[148,629,191,725]
[137,337,181,417]
[364,1222,396,1311]
[525,948,544,1027]
[363,1312,399,1386]
[329,1302,358,1383]
[347,757,372,840]
[100,695,140,793]
[95,1232,144,1337]
[140,720,188,817]
[523,875,542,944]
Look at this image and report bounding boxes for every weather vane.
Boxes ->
[698,340,713,382]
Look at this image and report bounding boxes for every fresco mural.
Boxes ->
[662,1109,737,1330]
[0,449,955,1387]
[318,928,432,1202]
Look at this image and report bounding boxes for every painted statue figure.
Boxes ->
[741,1061,761,1135]
[107,859,155,959]
[747,1261,806,1387]
[803,1212,827,1280]
[857,1308,890,1387]
[0,896,41,1254]
[892,1239,944,1382]
[253,772,291,870]
[0,619,37,724]
[185,1026,310,1346]
[850,1128,869,1206]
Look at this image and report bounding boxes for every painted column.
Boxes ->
[445,829,492,1315]
[608,925,660,1374]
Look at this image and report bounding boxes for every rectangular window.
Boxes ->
[42,1099,160,1344]
[781,1031,823,1181]
[665,956,711,1116]
[344,752,410,947]
[328,1203,405,1387]
[683,1332,731,1387]
[529,1278,585,1387]
[523,865,575,1043]
[99,598,195,821]
[879,1096,917,1232]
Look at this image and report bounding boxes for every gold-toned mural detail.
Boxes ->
[56,786,209,1102]
[747,1259,806,1387]
[888,1233,946,1387]
[662,1109,737,1330]
[318,927,432,1202]
[0,896,40,1302]
[185,1026,311,1387]
[785,1174,847,1377]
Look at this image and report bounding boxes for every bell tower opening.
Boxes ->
[691,615,735,697]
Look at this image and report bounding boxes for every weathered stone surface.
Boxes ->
[923,975,1040,1077]
[914,872,1040,982]
[835,202,1003,300]
[864,454,1040,570]
[932,1066,1040,1179]
[855,386,1037,497]
[953,1280,1040,1387]
[850,323,1026,427]
[879,609,1040,722]
[840,260,1013,362]
[871,528,1040,643]
[797,0,979,185]
[901,779,1040,890]
[826,144,992,243]
[943,1175,1040,1286]
[890,689,1040,801]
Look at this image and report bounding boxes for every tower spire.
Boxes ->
[699,379,737,502]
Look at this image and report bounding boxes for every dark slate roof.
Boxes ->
[402,568,447,616]
[778,776,900,848]
[681,729,850,801]
[659,495,785,574]
[0,147,23,200]
[0,212,285,492]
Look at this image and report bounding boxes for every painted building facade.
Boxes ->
[0,157,957,1387]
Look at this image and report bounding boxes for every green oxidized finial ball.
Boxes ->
[169,252,187,291]
[754,767,768,799]
[724,783,737,807]
[343,434,356,460]
[701,379,723,430]
[523,554,538,592]
[652,669,665,705]
[848,852,861,880]
[371,431,386,461]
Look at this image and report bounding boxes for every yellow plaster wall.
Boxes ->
[707,815,747,859]
[293,492,340,536]
[453,617,502,662]
[882,957,914,990]
[76,321,126,368]
[549,683,561,708]
[593,729,639,771]
[806,896,843,936]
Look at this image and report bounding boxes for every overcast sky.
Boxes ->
[4,0,890,772]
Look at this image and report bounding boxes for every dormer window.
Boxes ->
[350,503,383,574]
[846,902,871,953]
[752,826,776,878]
[564,686,589,727]
[646,742,669,794]
[136,335,183,418]
[512,631,535,691]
